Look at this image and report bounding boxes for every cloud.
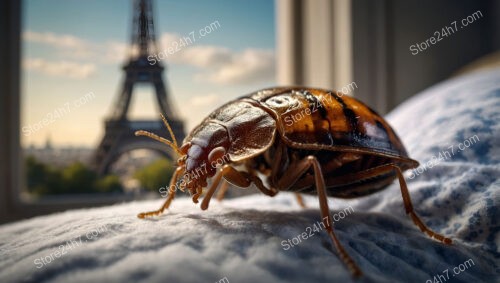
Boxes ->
[23,30,94,59]
[199,48,275,85]
[23,30,276,84]
[158,32,232,68]
[159,33,182,50]
[170,46,233,68]
[157,32,275,85]
[23,30,128,64]
[22,30,129,78]
[23,58,96,79]
[183,94,221,130]
[102,41,129,63]
[187,93,220,107]
[23,31,88,49]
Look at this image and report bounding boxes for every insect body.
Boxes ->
[136,87,452,277]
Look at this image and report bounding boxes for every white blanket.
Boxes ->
[1,69,499,283]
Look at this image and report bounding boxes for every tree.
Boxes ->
[25,156,124,195]
[134,158,174,191]
[61,162,98,194]
[25,155,62,196]
[95,175,123,193]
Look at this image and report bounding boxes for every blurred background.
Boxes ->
[1,0,499,224]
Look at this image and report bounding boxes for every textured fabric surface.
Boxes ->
[1,69,499,283]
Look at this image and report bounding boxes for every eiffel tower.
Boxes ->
[93,0,185,175]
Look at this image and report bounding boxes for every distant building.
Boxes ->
[44,134,53,151]
[24,146,94,168]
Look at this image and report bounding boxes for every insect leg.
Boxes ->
[239,171,278,196]
[295,193,307,208]
[277,156,362,277]
[200,165,251,210]
[267,142,306,207]
[269,141,286,185]
[137,166,184,219]
[388,164,452,244]
[192,186,203,203]
[243,164,278,197]
[329,163,452,244]
[215,180,230,201]
[202,165,278,210]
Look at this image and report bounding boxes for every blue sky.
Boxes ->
[22,0,276,147]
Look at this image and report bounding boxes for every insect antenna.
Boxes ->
[159,113,178,148]
[134,114,182,156]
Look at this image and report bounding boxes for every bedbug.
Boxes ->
[135,87,453,277]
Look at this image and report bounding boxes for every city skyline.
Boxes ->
[22,0,276,147]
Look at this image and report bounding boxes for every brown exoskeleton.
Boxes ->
[136,87,453,277]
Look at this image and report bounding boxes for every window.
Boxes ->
[1,0,276,223]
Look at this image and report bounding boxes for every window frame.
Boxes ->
[0,0,150,224]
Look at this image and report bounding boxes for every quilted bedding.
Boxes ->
[0,68,498,283]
